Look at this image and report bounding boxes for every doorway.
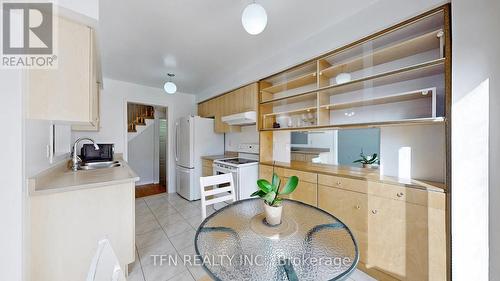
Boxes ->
[127,103,168,198]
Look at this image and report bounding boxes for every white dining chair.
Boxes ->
[199,173,236,219]
[86,238,126,281]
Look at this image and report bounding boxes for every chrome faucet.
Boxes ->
[71,137,99,171]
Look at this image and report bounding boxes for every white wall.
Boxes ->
[58,0,99,20]
[0,70,24,281]
[24,120,71,177]
[380,124,445,182]
[451,0,500,280]
[225,125,259,152]
[128,120,156,185]
[273,131,291,163]
[72,78,196,193]
[153,107,167,183]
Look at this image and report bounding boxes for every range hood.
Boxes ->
[221,111,257,125]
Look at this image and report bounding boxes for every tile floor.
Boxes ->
[130,193,376,281]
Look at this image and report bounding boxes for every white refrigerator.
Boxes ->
[175,116,224,201]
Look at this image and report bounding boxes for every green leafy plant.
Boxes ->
[353,150,379,165]
[251,172,299,207]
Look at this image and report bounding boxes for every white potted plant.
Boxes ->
[251,172,299,226]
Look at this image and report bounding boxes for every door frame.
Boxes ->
[123,100,170,192]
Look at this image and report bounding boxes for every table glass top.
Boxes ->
[195,199,359,281]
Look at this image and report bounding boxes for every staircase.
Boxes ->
[127,103,155,141]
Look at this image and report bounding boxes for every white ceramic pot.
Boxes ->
[263,202,283,226]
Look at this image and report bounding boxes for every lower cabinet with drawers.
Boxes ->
[259,164,317,206]
[202,159,214,177]
[259,164,446,281]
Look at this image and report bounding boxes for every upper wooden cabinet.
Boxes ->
[71,82,100,131]
[27,17,100,127]
[258,6,450,131]
[198,82,258,133]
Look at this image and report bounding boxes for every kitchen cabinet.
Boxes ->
[284,178,317,206]
[198,101,209,118]
[291,151,320,162]
[318,185,369,267]
[365,194,446,281]
[214,95,238,133]
[27,17,100,126]
[282,168,318,206]
[318,177,446,281]
[198,83,258,133]
[259,164,283,182]
[202,159,214,177]
[241,83,258,112]
[260,163,446,280]
[30,181,135,281]
[258,165,317,206]
[71,82,100,131]
[258,6,450,131]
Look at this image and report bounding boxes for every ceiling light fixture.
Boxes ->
[164,73,177,94]
[241,1,267,35]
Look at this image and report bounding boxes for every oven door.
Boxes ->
[212,164,239,210]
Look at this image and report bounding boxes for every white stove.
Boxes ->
[212,144,259,209]
[213,157,258,167]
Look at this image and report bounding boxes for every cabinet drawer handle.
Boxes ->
[371,210,378,215]
[355,205,360,210]
[336,181,342,186]
[397,192,404,197]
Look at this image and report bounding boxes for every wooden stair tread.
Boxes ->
[128,103,155,132]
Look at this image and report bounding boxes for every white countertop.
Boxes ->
[29,157,140,196]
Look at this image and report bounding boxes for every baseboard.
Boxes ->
[357,262,400,281]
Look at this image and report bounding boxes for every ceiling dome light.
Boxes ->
[164,73,177,94]
[241,3,267,35]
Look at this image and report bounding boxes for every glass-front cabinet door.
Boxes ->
[259,62,318,130]
[258,8,448,130]
[317,10,445,126]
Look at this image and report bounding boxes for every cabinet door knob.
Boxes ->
[355,205,360,210]
[371,210,378,215]
[397,192,404,197]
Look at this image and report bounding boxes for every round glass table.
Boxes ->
[194,198,359,281]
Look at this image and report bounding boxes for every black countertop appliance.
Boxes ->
[80,143,114,162]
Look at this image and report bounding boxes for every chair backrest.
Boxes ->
[86,238,126,281]
[199,173,236,219]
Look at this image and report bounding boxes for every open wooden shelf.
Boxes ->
[260,91,317,105]
[330,117,445,128]
[318,58,445,97]
[263,106,317,117]
[320,87,435,110]
[260,117,445,131]
[319,29,443,79]
[261,72,317,94]
[260,58,444,106]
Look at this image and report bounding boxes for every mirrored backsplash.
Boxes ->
[290,128,380,168]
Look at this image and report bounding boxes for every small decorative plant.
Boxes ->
[353,150,379,169]
[251,172,299,225]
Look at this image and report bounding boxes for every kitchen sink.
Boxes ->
[77,160,121,170]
